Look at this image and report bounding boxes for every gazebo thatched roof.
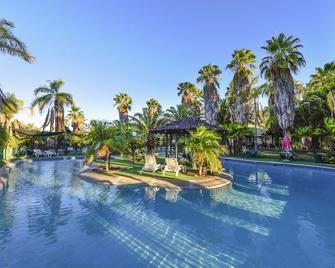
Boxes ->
[151,117,224,134]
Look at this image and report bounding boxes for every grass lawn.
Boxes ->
[230,150,335,168]
[96,157,207,182]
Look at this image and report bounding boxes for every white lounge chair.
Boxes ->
[140,154,161,174]
[163,157,183,176]
[33,149,43,158]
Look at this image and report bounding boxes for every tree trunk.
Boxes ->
[119,111,128,124]
[204,82,220,125]
[233,72,251,125]
[271,67,295,135]
[105,150,110,171]
[147,132,156,154]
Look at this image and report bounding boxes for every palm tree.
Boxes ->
[146,99,161,119]
[0,19,34,110]
[180,126,228,176]
[177,82,203,113]
[32,80,73,132]
[260,33,306,138]
[196,64,222,125]
[131,109,164,154]
[87,120,126,171]
[0,93,24,133]
[226,49,256,125]
[164,104,194,122]
[309,62,335,117]
[67,105,85,132]
[0,19,34,62]
[113,93,132,123]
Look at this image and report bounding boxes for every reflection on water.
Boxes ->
[0,159,334,267]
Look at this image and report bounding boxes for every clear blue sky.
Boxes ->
[1,0,335,126]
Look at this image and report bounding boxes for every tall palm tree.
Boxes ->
[66,105,85,132]
[113,93,132,123]
[260,33,306,138]
[0,18,34,110]
[177,82,203,113]
[32,80,73,132]
[196,64,222,125]
[146,98,161,119]
[226,49,256,125]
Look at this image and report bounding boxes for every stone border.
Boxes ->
[222,157,335,172]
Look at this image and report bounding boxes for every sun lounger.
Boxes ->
[163,157,183,176]
[33,149,44,158]
[140,154,162,174]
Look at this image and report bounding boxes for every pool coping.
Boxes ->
[222,157,335,172]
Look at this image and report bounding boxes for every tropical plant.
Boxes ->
[226,49,256,124]
[323,117,335,162]
[220,123,253,154]
[197,64,222,125]
[180,126,228,176]
[87,120,126,171]
[294,126,313,149]
[0,19,34,62]
[0,124,8,147]
[32,80,73,132]
[113,93,132,123]
[146,98,161,119]
[66,105,85,132]
[309,62,335,117]
[260,33,306,138]
[0,93,24,132]
[131,109,164,154]
[164,104,194,122]
[0,19,34,111]
[177,82,203,114]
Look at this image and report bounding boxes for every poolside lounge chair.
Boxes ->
[44,150,58,157]
[33,149,44,158]
[163,157,183,176]
[140,154,162,174]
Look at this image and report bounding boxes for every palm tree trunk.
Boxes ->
[234,73,251,125]
[204,82,220,125]
[147,132,155,154]
[271,67,295,135]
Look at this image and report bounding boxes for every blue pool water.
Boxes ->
[0,159,334,267]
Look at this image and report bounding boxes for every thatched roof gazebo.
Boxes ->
[151,117,224,157]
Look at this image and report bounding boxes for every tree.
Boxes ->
[32,80,73,132]
[146,98,161,119]
[0,93,24,132]
[66,105,85,132]
[260,33,306,138]
[87,120,126,171]
[309,62,335,117]
[0,19,34,62]
[164,104,194,122]
[131,109,164,154]
[220,123,253,154]
[177,82,203,114]
[180,126,228,176]
[226,49,256,125]
[197,64,222,125]
[113,93,132,123]
[0,18,34,110]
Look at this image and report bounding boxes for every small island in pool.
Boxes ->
[79,157,232,190]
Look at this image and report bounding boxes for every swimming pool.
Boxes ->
[0,159,334,267]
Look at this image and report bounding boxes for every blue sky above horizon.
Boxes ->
[1,0,335,126]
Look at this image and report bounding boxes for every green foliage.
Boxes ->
[180,126,228,176]
[197,64,222,87]
[220,123,253,140]
[113,93,132,113]
[0,18,34,62]
[32,80,73,132]
[226,49,256,78]
[260,33,306,76]
[164,104,194,122]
